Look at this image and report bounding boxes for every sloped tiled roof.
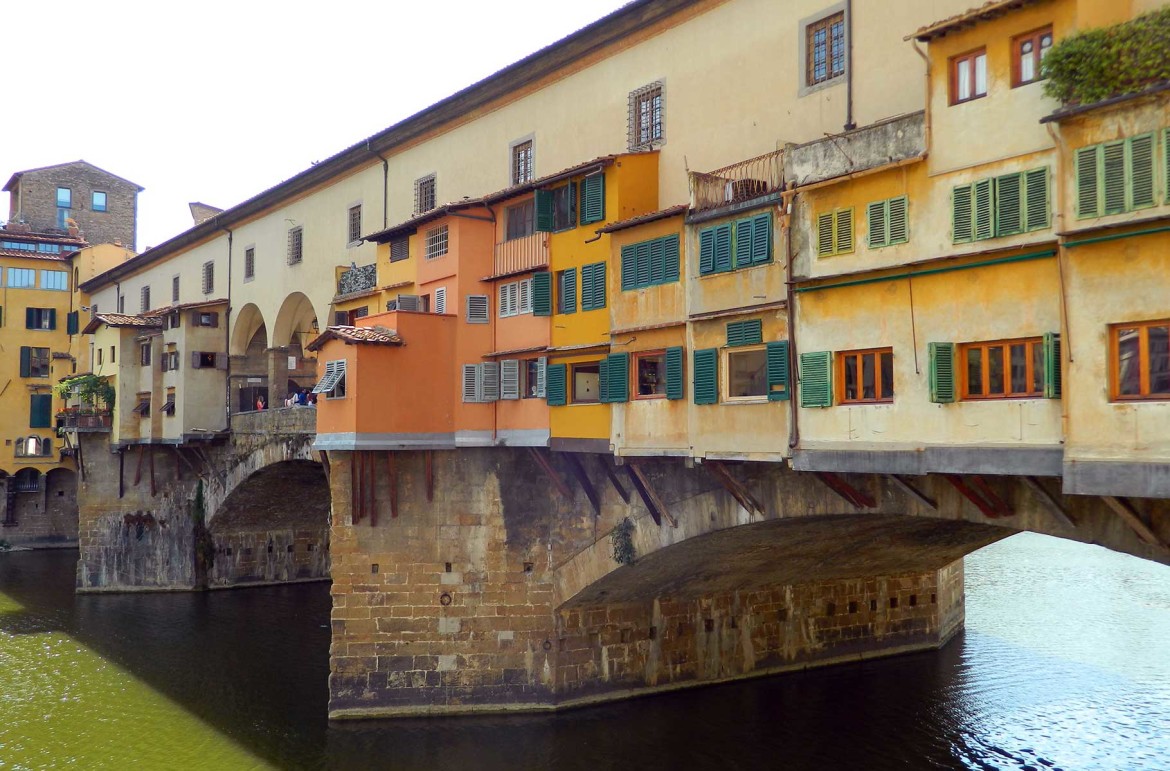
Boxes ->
[598,204,688,234]
[909,0,1045,42]
[143,298,228,316]
[81,313,164,334]
[0,248,73,261]
[306,325,404,352]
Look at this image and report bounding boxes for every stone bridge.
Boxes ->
[75,407,330,592]
[324,448,1170,719]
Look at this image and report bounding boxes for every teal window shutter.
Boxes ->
[1128,134,1155,210]
[867,200,887,248]
[580,174,606,225]
[535,189,554,232]
[713,223,733,272]
[649,237,665,284]
[726,321,743,347]
[580,264,594,311]
[47,309,56,330]
[1024,168,1050,231]
[799,351,833,408]
[19,346,31,378]
[546,364,567,406]
[693,348,718,405]
[727,319,762,347]
[606,353,629,403]
[973,178,994,241]
[699,228,716,274]
[995,173,1023,236]
[67,310,79,335]
[928,342,956,403]
[887,197,908,245]
[532,272,552,316]
[25,307,36,329]
[1103,140,1126,214]
[735,216,752,268]
[598,356,609,403]
[952,184,974,243]
[1043,332,1062,399]
[635,242,652,287]
[620,245,636,291]
[559,268,577,314]
[665,347,684,400]
[751,212,771,264]
[30,394,52,428]
[766,340,790,401]
[664,235,680,282]
[594,262,606,309]
[1075,146,1100,218]
[581,262,606,310]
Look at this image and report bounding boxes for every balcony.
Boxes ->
[59,410,112,432]
[493,233,549,277]
[689,149,784,212]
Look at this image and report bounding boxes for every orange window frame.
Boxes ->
[838,347,894,404]
[1012,25,1053,88]
[1111,319,1170,401]
[960,338,1043,400]
[949,47,987,105]
[633,350,668,400]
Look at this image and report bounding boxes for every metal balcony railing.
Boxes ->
[689,149,785,212]
[493,233,548,276]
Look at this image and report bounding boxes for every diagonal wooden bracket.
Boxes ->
[1022,476,1075,530]
[945,474,1011,519]
[886,474,937,511]
[562,453,601,516]
[814,471,875,510]
[317,450,331,483]
[528,447,572,499]
[595,455,631,503]
[625,464,677,527]
[424,450,434,503]
[386,452,398,519]
[1102,496,1166,549]
[705,460,765,517]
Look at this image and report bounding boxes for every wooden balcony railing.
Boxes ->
[59,411,112,432]
[493,233,549,276]
[689,149,785,212]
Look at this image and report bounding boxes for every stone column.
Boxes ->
[267,346,290,406]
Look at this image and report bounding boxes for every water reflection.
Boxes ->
[1,533,1168,770]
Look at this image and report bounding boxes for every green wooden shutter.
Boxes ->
[817,212,835,256]
[867,200,887,248]
[580,174,606,225]
[1128,134,1155,210]
[25,307,36,329]
[606,353,629,403]
[621,245,636,290]
[973,178,994,241]
[953,184,974,242]
[579,264,594,310]
[799,351,833,408]
[699,228,716,274]
[928,342,956,404]
[1103,140,1126,214]
[546,364,567,406]
[726,321,743,347]
[649,238,666,284]
[835,209,854,253]
[888,196,908,245]
[47,309,56,330]
[535,189,554,232]
[713,224,733,271]
[665,347,683,400]
[766,340,790,401]
[583,262,605,310]
[735,216,752,268]
[19,346,31,377]
[1164,129,1170,203]
[1075,146,1100,218]
[67,310,79,335]
[995,173,1023,236]
[693,348,718,405]
[728,319,762,346]
[751,212,771,264]
[598,356,609,403]
[1043,332,1062,399]
[635,242,652,287]
[532,271,552,316]
[1024,168,1050,231]
[30,394,52,428]
[663,235,680,282]
[560,269,577,314]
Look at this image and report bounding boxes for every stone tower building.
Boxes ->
[4,160,143,250]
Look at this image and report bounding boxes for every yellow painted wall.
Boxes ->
[609,215,686,333]
[610,325,689,454]
[549,353,610,441]
[688,206,783,317]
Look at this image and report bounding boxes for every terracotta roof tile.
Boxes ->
[0,249,74,261]
[908,0,1043,42]
[306,325,404,352]
[82,313,165,334]
[143,298,228,316]
[598,204,688,234]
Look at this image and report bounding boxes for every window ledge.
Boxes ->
[720,398,769,406]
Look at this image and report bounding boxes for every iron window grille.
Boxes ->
[415,175,436,215]
[424,225,449,260]
[806,12,846,86]
[628,83,664,150]
[287,226,304,265]
[348,205,362,243]
[512,140,534,185]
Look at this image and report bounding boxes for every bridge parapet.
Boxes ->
[230,406,317,437]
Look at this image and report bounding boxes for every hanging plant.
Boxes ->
[611,517,636,566]
[1043,8,1170,106]
[56,374,115,413]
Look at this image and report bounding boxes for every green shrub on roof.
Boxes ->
[1043,7,1170,106]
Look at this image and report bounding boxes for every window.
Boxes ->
[498,278,532,318]
[635,352,668,398]
[118,295,125,314]
[132,394,151,417]
[389,237,409,262]
[96,348,102,366]
[960,338,1044,399]
[40,271,68,291]
[141,285,151,313]
[551,184,577,231]
[110,346,116,364]
[434,287,447,315]
[1013,26,1053,87]
[1075,135,1156,218]
[1113,320,1170,400]
[415,175,436,214]
[140,342,152,366]
[866,197,909,248]
[815,209,854,257]
[287,226,303,265]
[579,174,606,225]
[169,312,180,329]
[462,362,500,403]
[92,191,108,212]
[347,307,369,325]
[629,82,664,150]
[172,275,180,302]
[557,268,577,314]
[161,350,180,372]
[622,234,680,289]
[191,351,221,369]
[7,268,35,288]
[726,347,769,400]
[161,391,176,416]
[15,435,51,458]
[511,140,534,186]
[523,358,546,398]
[194,311,219,327]
[950,49,988,104]
[424,225,448,259]
[571,362,600,404]
[580,262,606,311]
[506,200,535,241]
[348,205,362,244]
[313,360,347,398]
[19,347,50,378]
[806,11,846,87]
[839,348,894,404]
[244,248,255,281]
[202,261,214,294]
[466,295,489,324]
[953,169,1049,242]
[57,187,72,208]
[699,213,772,273]
[25,308,55,330]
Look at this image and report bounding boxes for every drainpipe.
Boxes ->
[843,0,855,131]
[220,220,233,421]
[912,39,932,156]
[368,140,389,229]
[1045,121,1072,442]
[783,190,801,452]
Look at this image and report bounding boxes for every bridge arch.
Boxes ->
[271,291,320,351]
[230,302,267,357]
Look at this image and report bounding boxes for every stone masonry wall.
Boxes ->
[1,470,79,547]
[9,162,139,249]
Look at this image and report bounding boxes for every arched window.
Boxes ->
[13,467,41,492]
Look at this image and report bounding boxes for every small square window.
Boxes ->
[840,348,895,403]
[511,140,534,186]
[1112,320,1170,400]
[726,347,768,400]
[950,48,988,104]
[424,225,448,260]
[389,237,409,263]
[57,187,72,208]
[635,352,667,398]
[415,175,436,215]
[571,362,600,404]
[92,191,107,212]
[506,200,535,241]
[1013,26,1053,87]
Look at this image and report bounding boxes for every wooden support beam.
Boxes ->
[149,446,156,498]
[814,471,875,510]
[386,452,399,519]
[595,455,631,503]
[1021,477,1076,530]
[527,447,573,499]
[318,450,331,483]
[887,474,937,511]
[424,451,434,503]
[1102,495,1166,549]
[133,444,145,487]
[351,451,362,524]
[945,474,1008,519]
[75,439,85,483]
[118,448,124,499]
[626,464,677,527]
[970,475,1012,517]
[562,453,601,515]
[174,448,201,478]
[705,460,765,517]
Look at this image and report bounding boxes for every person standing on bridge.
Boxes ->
[256,394,266,411]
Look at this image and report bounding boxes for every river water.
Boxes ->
[1,533,1168,770]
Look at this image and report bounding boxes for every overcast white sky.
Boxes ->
[1,0,631,251]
